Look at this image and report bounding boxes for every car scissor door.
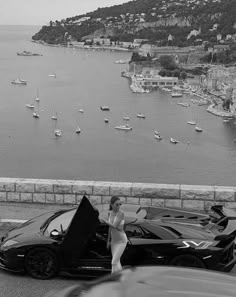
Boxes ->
[60,195,100,268]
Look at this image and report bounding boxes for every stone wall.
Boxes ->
[0,178,236,211]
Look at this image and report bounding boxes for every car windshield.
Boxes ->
[44,209,77,237]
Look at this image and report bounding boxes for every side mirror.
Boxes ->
[50,229,60,238]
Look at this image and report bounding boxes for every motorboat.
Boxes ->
[54,129,62,137]
[171,91,182,98]
[137,113,146,119]
[26,103,34,109]
[48,74,56,78]
[161,87,171,92]
[170,138,179,144]
[75,126,81,133]
[114,59,130,64]
[104,118,109,123]
[177,102,190,107]
[154,134,162,140]
[78,109,84,113]
[51,114,57,120]
[115,124,132,131]
[11,78,27,85]
[195,126,203,132]
[187,121,196,125]
[123,116,130,121]
[33,112,40,118]
[100,106,110,111]
[17,51,42,56]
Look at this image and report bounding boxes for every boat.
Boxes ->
[114,59,130,64]
[177,102,190,107]
[11,78,27,85]
[137,113,146,119]
[104,118,109,123]
[115,124,132,131]
[35,89,40,102]
[100,106,110,111]
[161,87,171,92]
[123,116,130,121]
[51,113,57,120]
[33,100,40,118]
[170,138,179,144]
[25,103,34,109]
[75,126,81,133]
[78,109,84,113]
[48,74,56,78]
[171,91,182,98]
[187,121,196,125]
[33,112,40,118]
[195,126,203,132]
[223,119,230,123]
[154,134,162,140]
[17,51,42,56]
[54,129,62,137]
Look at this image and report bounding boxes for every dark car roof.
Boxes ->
[45,266,236,297]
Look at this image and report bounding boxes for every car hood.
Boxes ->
[43,266,236,297]
[1,209,68,242]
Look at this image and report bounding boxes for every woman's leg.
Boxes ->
[111,242,127,273]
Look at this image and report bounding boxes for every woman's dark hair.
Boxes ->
[109,196,120,210]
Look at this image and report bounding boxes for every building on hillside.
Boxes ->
[213,44,230,52]
[129,60,161,74]
[133,74,178,90]
[93,38,111,45]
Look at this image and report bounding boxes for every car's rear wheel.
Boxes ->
[169,254,206,269]
[25,247,59,279]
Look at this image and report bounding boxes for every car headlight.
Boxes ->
[2,240,18,248]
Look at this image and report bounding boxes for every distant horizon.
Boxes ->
[0,0,131,26]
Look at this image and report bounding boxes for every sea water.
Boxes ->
[0,25,236,186]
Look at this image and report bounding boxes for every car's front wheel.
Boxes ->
[169,254,206,269]
[25,247,59,279]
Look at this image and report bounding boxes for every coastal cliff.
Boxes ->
[32,0,236,47]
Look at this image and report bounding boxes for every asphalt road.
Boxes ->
[0,223,236,297]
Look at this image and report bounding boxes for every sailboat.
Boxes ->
[35,89,40,102]
[51,112,58,120]
[33,100,40,118]
[54,116,62,137]
[75,125,81,134]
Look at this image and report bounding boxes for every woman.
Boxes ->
[101,196,127,273]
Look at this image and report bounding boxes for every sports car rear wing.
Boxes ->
[206,205,236,235]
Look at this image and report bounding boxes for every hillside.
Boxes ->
[32,0,236,47]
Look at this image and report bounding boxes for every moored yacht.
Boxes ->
[100,106,110,111]
[137,113,146,118]
[171,91,182,98]
[11,78,27,85]
[54,129,62,137]
[170,138,179,144]
[115,124,132,131]
[195,126,203,132]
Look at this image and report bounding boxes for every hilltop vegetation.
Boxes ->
[32,0,236,47]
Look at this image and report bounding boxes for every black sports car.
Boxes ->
[0,196,235,279]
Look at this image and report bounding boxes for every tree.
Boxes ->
[159,55,177,70]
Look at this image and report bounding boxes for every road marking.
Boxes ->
[0,219,27,223]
